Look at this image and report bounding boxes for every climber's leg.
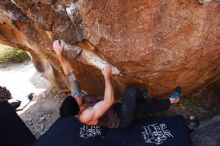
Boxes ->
[135,86,181,115]
[118,86,143,127]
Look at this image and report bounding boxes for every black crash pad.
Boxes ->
[34,116,192,146]
[0,101,36,146]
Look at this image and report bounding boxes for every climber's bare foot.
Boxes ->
[169,86,181,104]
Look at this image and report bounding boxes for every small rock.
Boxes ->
[28,118,32,121]
[40,125,44,130]
[40,115,47,121]
[190,116,195,120]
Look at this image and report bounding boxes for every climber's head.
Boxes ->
[0,86,12,101]
[59,95,80,117]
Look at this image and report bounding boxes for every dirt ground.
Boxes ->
[18,90,66,138]
[162,83,220,120]
[0,61,49,103]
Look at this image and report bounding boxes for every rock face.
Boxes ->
[191,115,220,146]
[0,0,220,96]
[0,86,11,100]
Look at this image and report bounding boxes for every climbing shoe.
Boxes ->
[170,86,181,104]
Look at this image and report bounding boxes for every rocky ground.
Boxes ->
[18,90,66,138]
[159,82,220,120]
[191,114,220,146]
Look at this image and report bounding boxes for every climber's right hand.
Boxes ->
[53,40,64,57]
[101,64,112,80]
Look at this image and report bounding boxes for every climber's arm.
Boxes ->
[79,65,114,125]
[53,40,75,76]
[53,40,82,98]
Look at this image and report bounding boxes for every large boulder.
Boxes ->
[0,0,220,96]
[191,114,220,146]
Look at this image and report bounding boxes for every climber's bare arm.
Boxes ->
[79,65,114,125]
[54,41,115,125]
[53,40,75,77]
[53,40,83,99]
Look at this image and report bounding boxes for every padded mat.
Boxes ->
[34,115,192,146]
[0,101,36,146]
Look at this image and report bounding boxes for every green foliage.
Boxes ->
[174,92,199,110]
[0,44,29,63]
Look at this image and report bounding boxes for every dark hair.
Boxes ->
[0,86,12,100]
[60,95,80,117]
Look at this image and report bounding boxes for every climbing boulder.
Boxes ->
[0,0,220,96]
[191,114,220,146]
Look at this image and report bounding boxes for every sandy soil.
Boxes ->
[0,61,49,102]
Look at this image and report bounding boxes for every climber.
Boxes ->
[53,40,181,128]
